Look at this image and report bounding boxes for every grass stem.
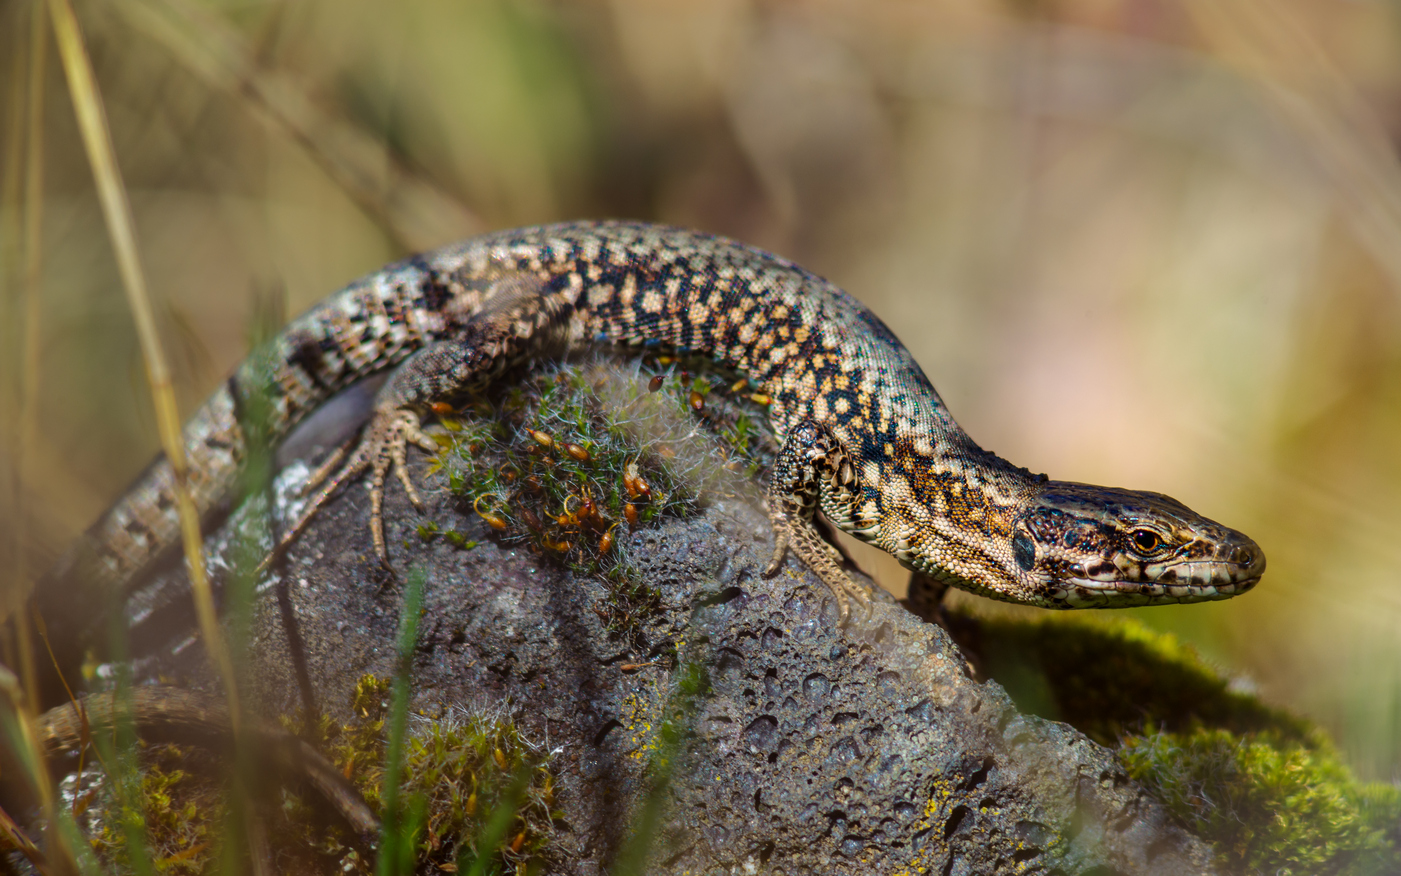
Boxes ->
[45,0,242,736]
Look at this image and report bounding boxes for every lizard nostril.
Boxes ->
[1231,541,1265,573]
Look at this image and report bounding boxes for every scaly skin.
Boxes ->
[37,221,1264,646]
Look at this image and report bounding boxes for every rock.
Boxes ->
[109,358,1219,875]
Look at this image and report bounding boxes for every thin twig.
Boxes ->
[45,0,243,736]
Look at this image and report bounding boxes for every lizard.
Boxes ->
[34,220,1265,660]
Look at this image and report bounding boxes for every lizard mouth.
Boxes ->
[1048,537,1266,608]
[1050,570,1261,608]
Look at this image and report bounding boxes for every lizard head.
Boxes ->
[1008,482,1264,608]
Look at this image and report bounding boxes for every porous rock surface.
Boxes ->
[125,369,1218,876]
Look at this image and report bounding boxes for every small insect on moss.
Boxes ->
[648,374,665,393]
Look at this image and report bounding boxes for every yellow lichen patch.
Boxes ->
[621,677,668,760]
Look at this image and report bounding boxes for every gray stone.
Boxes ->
[127,360,1218,876]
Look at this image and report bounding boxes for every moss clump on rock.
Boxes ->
[76,742,225,875]
[69,675,560,876]
[294,675,561,874]
[428,356,770,643]
[1120,728,1401,876]
[949,611,1401,874]
[950,610,1310,745]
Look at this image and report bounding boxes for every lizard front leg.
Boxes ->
[763,420,873,626]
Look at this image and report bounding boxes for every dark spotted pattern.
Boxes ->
[58,221,1264,618]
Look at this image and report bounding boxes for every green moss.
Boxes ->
[416,520,479,550]
[295,675,560,874]
[432,364,689,573]
[951,611,1311,745]
[82,743,224,875]
[951,612,1401,873]
[1121,729,1401,875]
[400,711,559,870]
[75,675,559,875]
[429,357,772,642]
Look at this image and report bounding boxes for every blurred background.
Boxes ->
[3,0,1400,781]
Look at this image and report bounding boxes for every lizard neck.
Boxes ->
[856,433,1045,597]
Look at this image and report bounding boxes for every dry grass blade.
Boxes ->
[116,0,482,251]
[45,0,242,735]
[0,19,61,868]
[0,801,48,873]
[1,3,31,632]
[0,665,67,873]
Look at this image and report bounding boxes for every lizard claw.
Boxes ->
[277,407,437,568]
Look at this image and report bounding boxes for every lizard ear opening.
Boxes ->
[1012,531,1036,572]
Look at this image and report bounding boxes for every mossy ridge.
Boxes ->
[947,609,1311,746]
[950,611,1401,874]
[1121,729,1401,875]
[428,355,772,644]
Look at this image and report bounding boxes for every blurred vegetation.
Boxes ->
[3,0,1400,825]
[951,610,1314,748]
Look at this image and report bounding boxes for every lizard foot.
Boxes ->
[279,407,438,566]
[763,419,872,627]
[763,501,872,627]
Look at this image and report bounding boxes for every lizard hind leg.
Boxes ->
[279,406,438,567]
[762,421,873,627]
[271,283,563,572]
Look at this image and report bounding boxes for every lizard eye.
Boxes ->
[1130,529,1164,555]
